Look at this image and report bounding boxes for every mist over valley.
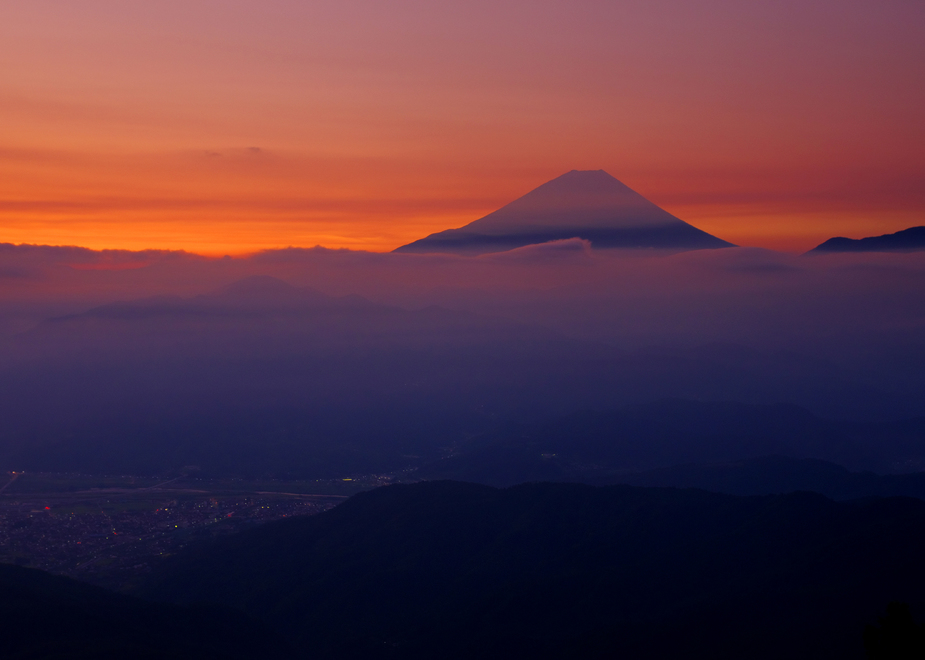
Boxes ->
[2,171,924,658]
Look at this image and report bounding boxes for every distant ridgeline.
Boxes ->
[417,400,925,487]
[394,170,734,255]
[809,226,925,253]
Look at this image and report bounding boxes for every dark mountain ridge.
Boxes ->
[395,170,734,255]
[809,226,925,253]
[0,562,283,659]
[141,480,925,659]
[614,455,925,500]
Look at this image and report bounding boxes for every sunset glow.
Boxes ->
[2,0,923,253]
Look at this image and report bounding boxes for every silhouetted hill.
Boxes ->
[142,480,925,659]
[809,226,925,253]
[0,562,285,659]
[418,400,925,485]
[615,455,925,500]
[864,602,925,659]
[395,170,734,255]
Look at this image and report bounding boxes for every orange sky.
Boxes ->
[2,0,923,254]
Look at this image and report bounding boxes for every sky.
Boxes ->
[1,0,923,254]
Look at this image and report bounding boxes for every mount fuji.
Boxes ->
[395,169,734,255]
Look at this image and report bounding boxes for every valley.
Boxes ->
[0,471,367,589]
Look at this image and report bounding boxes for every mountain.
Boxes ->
[394,170,734,255]
[24,275,555,351]
[808,226,925,253]
[0,562,284,659]
[417,400,925,484]
[615,455,925,500]
[142,480,925,659]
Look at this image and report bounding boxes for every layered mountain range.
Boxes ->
[3,275,924,478]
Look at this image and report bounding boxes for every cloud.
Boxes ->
[479,237,593,262]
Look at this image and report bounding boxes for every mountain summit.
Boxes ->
[395,170,734,255]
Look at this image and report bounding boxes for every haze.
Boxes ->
[2,4,925,657]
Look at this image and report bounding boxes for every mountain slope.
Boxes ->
[0,562,283,659]
[142,480,925,659]
[395,170,734,255]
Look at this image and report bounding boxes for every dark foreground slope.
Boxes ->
[0,563,285,660]
[143,481,925,660]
